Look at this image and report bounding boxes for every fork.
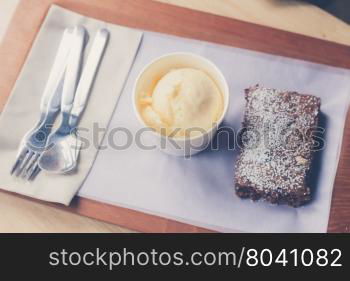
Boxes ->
[39,28,109,174]
[10,27,75,179]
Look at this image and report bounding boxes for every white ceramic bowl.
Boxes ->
[132,52,230,157]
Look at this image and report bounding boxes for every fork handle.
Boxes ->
[40,28,73,114]
[61,26,86,114]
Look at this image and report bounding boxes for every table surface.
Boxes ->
[0,0,349,233]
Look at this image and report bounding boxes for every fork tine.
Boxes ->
[15,150,34,177]
[10,146,28,175]
[27,164,41,181]
[24,152,39,173]
[23,153,40,179]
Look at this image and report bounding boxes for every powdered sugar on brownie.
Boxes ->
[235,85,321,207]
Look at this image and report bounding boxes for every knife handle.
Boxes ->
[69,28,109,127]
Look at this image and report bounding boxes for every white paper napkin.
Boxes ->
[0,6,143,204]
[78,31,350,233]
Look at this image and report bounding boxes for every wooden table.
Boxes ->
[0,0,349,233]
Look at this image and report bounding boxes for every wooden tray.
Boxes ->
[0,0,349,233]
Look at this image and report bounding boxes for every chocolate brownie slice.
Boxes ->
[234,85,321,207]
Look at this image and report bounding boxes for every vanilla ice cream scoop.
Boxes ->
[140,68,223,138]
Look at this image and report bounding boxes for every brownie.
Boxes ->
[234,85,321,207]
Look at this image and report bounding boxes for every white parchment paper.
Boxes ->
[78,31,350,233]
